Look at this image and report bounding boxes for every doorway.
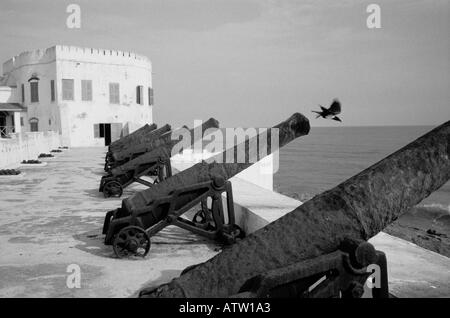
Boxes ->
[0,112,6,137]
[104,123,111,146]
[94,123,114,146]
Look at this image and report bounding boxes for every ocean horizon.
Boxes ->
[274,125,450,214]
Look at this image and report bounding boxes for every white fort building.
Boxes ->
[0,45,153,146]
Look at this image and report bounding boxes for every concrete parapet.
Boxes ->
[0,131,61,168]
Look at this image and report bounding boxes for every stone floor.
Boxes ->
[0,147,219,297]
[1,147,449,298]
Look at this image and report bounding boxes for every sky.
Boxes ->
[0,0,448,128]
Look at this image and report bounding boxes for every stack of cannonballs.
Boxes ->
[0,169,21,175]
[38,153,54,158]
[21,159,42,164]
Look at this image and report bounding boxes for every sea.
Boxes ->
[274,125,450,214]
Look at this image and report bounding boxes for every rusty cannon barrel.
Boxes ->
[111,118,219,164]
[105,123,157,171]
[107,124,172,166]
[102,113,310,249]
[108,123,157,153]
[106,124,172,171]
[142,120,450,297]
[122,112,310,216]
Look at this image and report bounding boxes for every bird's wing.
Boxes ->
[332,116,342,122]
[319,105,327,112]
[328,100,341,114]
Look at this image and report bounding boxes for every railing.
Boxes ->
[0,126,15,138]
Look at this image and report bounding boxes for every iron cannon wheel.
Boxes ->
[193,210,207,224]
[103,180,123,198]
[230,224,245,240]
[113,226,151,259]
[220,224,246,245]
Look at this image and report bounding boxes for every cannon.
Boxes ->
[105,123,157,171]
[139,120,450,298]
[228,240,389,298]
[100,148,172,198]
[105,124,171,171]
[108,123,157,153]
[107,118,219,170]
[99,120,218,198]
[102,113,311,258]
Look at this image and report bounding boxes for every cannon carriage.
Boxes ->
[103,174,244,258]
[100,151,172,198]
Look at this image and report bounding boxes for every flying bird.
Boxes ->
[312,99,342,122]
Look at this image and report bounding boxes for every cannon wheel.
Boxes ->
[221,224,245,245]
[193,210,207,224]
[113,226,151,259]
[103,180,123,198]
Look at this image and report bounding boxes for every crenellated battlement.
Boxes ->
[55,45,151,65]
[2,45,151,75]
[2,46,56,75]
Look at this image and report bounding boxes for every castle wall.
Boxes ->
[55,46,152,147]
[1,45,153,146]
[2,47,59,134]
[0,87,19,103]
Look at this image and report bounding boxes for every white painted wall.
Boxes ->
[55,46,153,147]
[0,86,19,103]
[2,47,58,135]
[1,45,153,147]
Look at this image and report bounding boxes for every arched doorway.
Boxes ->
[0,111,7,137]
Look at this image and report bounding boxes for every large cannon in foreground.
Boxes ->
[99,120,220,198]
[102,113,310,258]
[140,120,450,298]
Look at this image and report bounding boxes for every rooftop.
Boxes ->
[0,103,26,112]
[2,45,151,75]
[0,147,448,297]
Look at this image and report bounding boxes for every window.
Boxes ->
[30,82,39,103]
[94,123,105,138]
[20,117,24,126]
[99,124,105,137]
[109,83,120,104]
[81,80,92,101]
[49,119,51,126]
[50,80,55,102]
[29,118,38,132]
[62,79,74,100]
[21,84,25,103]
[94,124,99,138]
[148,87,154,106]
[136,85,143,104]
